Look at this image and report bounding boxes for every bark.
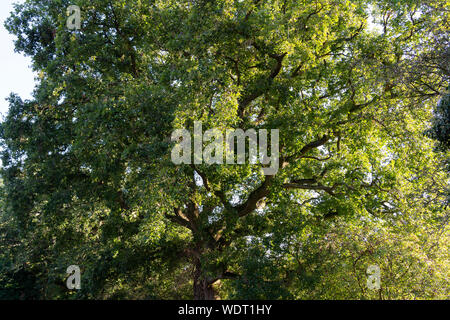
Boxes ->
[193,258,216,300]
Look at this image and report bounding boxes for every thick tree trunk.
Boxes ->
[193,259,216,300]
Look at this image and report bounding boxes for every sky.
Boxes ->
[0,0,36,118]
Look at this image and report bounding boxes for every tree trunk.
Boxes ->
[193,259,216,300]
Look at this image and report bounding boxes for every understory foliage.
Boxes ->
[0,0,448,299]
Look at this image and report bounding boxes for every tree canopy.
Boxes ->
[0,0,448,300]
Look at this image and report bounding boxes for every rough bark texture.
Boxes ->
[193,259,216,300]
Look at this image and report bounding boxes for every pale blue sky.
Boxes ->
[0,0,35,118]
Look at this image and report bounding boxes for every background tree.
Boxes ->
[427,86,449,164]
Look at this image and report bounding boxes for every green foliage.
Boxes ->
[428,87,450,151]
[0,0,448,299]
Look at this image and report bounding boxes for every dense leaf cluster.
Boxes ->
[0,0,448,299]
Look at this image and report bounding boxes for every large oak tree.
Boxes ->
[1,0,448,299]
